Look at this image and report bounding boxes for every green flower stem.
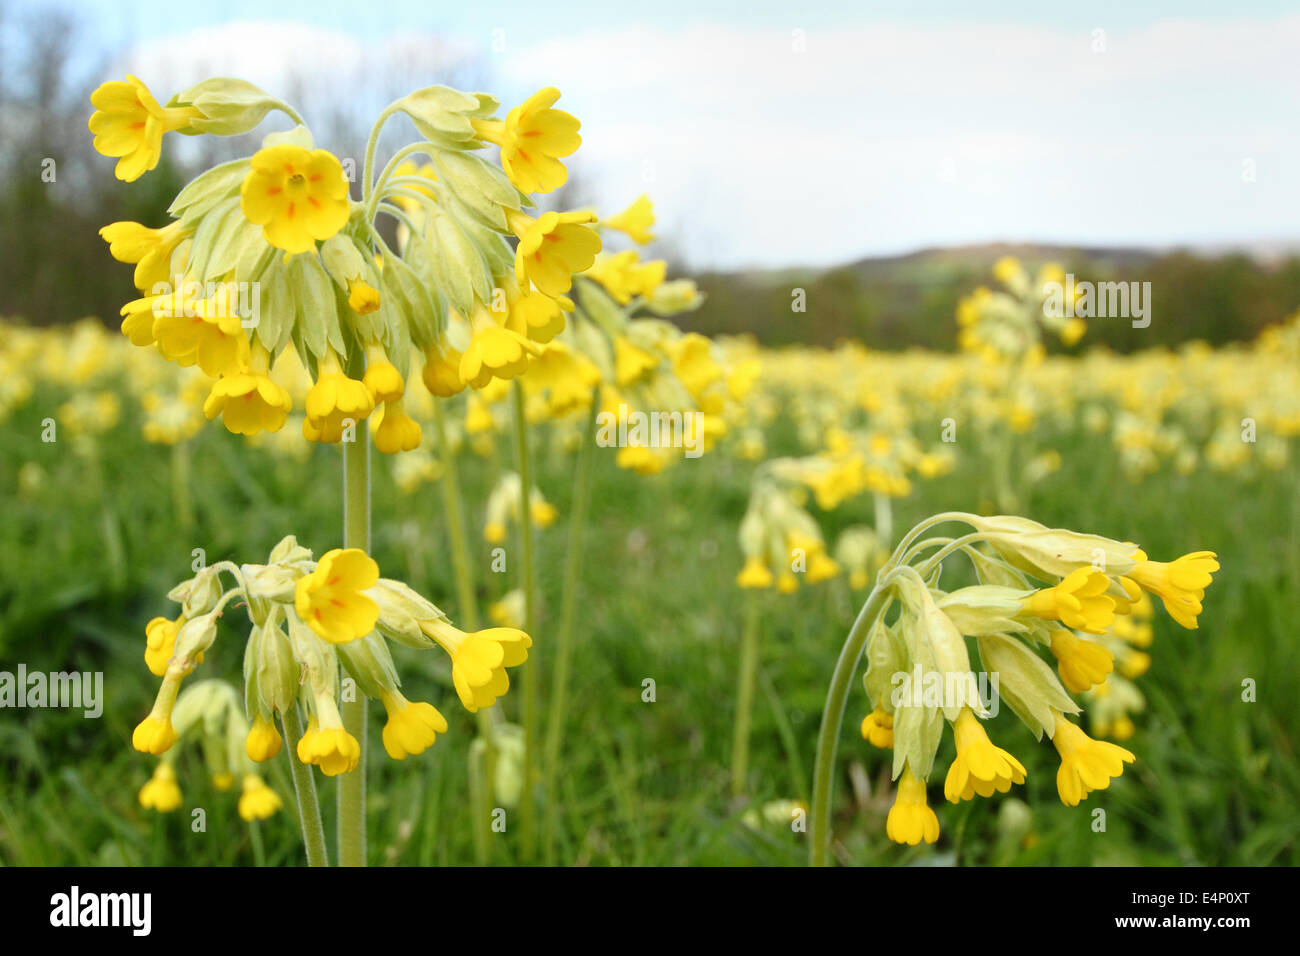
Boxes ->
[280,705,328,867]
[430,398,495,865]
[339,420,370,867]
[431,399,480,629]
[730,593,762,801]
[809,577,897,867]
[542,396,599,863]
[511,382,539,862]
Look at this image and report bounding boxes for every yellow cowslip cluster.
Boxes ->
[136,679,282,822]
[130,535,531,776]
[88,75,604,453]
[957,257,1087,365]
[736,469,842,593]
[846,513,1217,846]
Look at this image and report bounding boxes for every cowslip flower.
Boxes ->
[88,75,200,182]
[138,761,183,812]
[1126,549,1220,629]
[237,774,283,821]
[886,766,940,846]
[99,220,190,291]
[943,709,1027,803]
[420,620,532,713]
[602,194,656,245]
[459,305,542,388]
[1051,711,1135,806]
[1020,568,1117,634]
[373,399,423,454]
[203,371,292,436]
[245,715,283,762]
[860,707,894,749]
[379,691,449,759]
[1049,629,1115,694]
[296,711,361,777]
[506,208,601,298]
[303,350,375,443]
[294,548,380,644]
[240,144,350,255]
[472,87,581,194]
[152,291,250,378]
[144,614,184,677]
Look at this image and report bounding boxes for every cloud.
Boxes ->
[116,14,1300,270]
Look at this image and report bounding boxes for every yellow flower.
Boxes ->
[1049,629,1114,693]
[1051,711,1135,806]
[363,353,405,403]
[603,194,656,244]
[132,715,177,755]
[347,278,381,314]
[587,250,666,304]
[379,691,449,759]
[1021,568,1116,634]
[614,337,659,386]
[421,621,532,713]
[303,352,376,443]
[240,145,350,255]
[459,320,541,389]
[294,548,380,644]
[138,762,182,812]
[1128,549,1219,629]
[152,295,250,377]
[508,288,570,344]
[245,715,283,762]
[212,773,234,792]
[99,220,190,291]
[806,551,840,584]
[296,713,362,777]
[473,87,581,194]
[88,75,199,182]
[860,706,894,748]
[421,343,466,397]
[203,372,292,436]
[506,208,601,298]
[943,709,1026,803]
[775,571,799,594]
[886,767,940,846]
[374,399,423,454]
[144,614,184,677]
[238,775,283,821]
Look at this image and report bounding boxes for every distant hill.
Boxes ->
[681,242,1300,351]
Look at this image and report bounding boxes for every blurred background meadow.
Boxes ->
[1,0,1299,866]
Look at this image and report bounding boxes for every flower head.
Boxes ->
[294,548,380,644]
[296,713,361,777]
[1127,549,1219,629]
[860,706,894,749]
[474,87,581,194]
[603,194,656,244]
[237,774,283,821]
[100,220,190,291]
[138,762,183,812]
[88,75,199,182]
[1021,568,1116,634]
[506,208,601,298]
[943,709,1026,803]
[1051,711,1135,806]
[379,691,449,759]
[245,714,283,762]
[203,372,292,436]
[1049,629,1114,694]
[886,766,940,846]
[240,145,350,255]
[421,621,532,713]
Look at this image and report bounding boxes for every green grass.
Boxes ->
[1,382,1297,866]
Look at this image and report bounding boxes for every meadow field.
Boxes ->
[2,299,1297,867]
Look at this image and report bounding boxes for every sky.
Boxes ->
[21,0,1300,270]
